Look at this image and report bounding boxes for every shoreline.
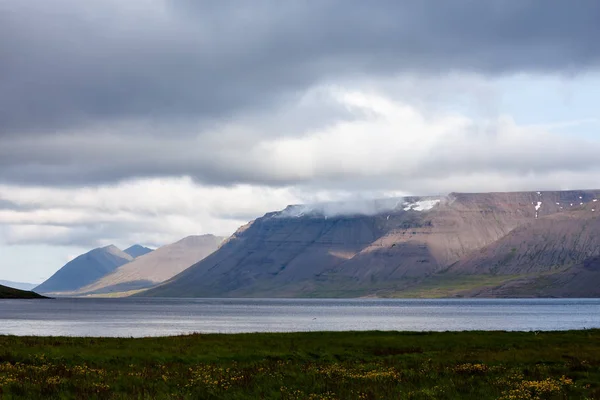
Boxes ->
[2,326,600,339]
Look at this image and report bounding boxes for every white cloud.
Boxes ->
[0,179,301,246]
[2,84,600,282]
[3,87,600,248]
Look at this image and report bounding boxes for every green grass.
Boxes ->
[216,274,542,299]
[1,330,600,399]
[381,274,525,298]
[0,285,46,299]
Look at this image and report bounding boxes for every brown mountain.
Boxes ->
[143,190,600,298]
[75,235,225,296]
[447,200,600,297]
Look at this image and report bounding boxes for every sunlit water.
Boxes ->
[1,298,599,337]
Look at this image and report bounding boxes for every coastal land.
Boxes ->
[0,284,45,299]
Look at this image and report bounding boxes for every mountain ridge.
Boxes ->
[445,201,600,297]
[35,245,133,294]
[143,189,600,298]
[74,235,225,296]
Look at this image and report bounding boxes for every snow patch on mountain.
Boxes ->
[275,196,443,218]
[403,199,441,211]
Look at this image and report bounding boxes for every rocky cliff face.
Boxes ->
[144,190,600,298]
[449,198,600,297]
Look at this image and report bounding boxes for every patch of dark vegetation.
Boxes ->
[0,285,47,299]
[0,330,599,399]
[368,346,423,356]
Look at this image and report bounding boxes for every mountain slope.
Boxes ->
[0,280,38,291]
[144,190,600,298]
[447,201,600,297]
[0,284,46,299]
[76,235,224,295]
[124,245,153,258]
[35,245,133,294]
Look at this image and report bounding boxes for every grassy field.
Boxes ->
[1,330,599,399]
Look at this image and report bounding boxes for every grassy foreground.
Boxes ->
[1,331,600,399]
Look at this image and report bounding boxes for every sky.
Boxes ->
[1,0,600,283]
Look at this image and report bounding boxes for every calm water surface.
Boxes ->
[1,298,599,337]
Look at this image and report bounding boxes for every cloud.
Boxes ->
[2,0,599,189]
[0,179,304,247]
[2,0,600,260]
[2,89,600,250]
[3,85,600,189]
[1,0,599,137]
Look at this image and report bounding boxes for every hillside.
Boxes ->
[35,245,133,294]
[143,190,600,298]
[446,201,600,297]
[76,235,224,296]
[0,284,46,299]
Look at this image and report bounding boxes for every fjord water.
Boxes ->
[1,298,599,337]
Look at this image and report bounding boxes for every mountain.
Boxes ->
[447,200,600,297]
[34,245,133,294]
[0,284,46,299]
[75,235,224,296]
[124,244,153,258]
[0,280,38,291]
[143,190,600,298]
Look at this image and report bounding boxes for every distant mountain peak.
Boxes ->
[34,245,133,294]
[175,235,224,245]
[100,244,127,256]
[124,244,153,258]
[74,234,225,296]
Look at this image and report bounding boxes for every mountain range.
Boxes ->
[74,235,224,296]
[22,190,600,298]
[143,190,600,298]
[34,245,134,294]
[33,236,223,296]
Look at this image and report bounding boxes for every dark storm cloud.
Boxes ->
[1,0,600,186]
[1,0,599,134]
